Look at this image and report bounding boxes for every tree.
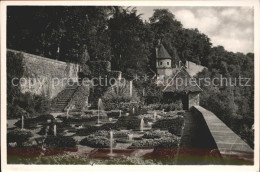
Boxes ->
[109,7,152,76]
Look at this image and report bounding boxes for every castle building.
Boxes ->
[156,43,181,79]
[156,44,202,110]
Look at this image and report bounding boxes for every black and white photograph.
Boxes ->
[1,0,259,171]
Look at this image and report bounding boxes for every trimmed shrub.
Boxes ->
[37,123,68,136]
[62,116,98,124]
[131,136,177,148]
[7,129,33,147]
[13,92,51,117]
[155,138,178,148]
[44,136,76,148]
[76,126,99,136]
[116,116,140,130]
[168,117,184,136]
[15,114,55,129]
[79,135,114,148]
[152,116,184,131]
[142,130,173,139]
[35,114,54,122]
[99,123,120,131]
[107,111,120,118]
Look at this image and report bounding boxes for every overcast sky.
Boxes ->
[135,6,254,54]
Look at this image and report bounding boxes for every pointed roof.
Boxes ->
[156,44,180,63]
[162,67,203,93]
[156,44,172,59]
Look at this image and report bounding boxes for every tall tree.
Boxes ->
[109,7,153,77]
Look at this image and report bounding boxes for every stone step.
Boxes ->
[50,83,79,112]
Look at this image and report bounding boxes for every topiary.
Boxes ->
[44,136,76,148]
[99,123,120,131]
[116,116,140,130]
[35,114,55,123]
[79,135,113,148]
[7,129,33,147]
[76,126,99,136]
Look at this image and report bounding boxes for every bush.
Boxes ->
[152,116,184,132]
[7,129,33,147]
[37,123,68,136]
[99,123,121,131]
[79,130,128,148]
[142,130,173,139]
[116,116,140,130]
[62,116,97,124]
[7,104,28,119]
[44,136,76,148]
[35,114,55,122]
[107,111,120,118]
[14,92,51,116]
[131,136,177,148]
[34,95,51,114]
[144,103,182,112]
[76,126,99,136]
[79,135,114,148]
[155,137,178,148]
[15,114,55,129]
[161,103,182,112]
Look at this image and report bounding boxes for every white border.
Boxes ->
[1,1,259,172]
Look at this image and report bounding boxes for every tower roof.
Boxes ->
[156,44,172,59]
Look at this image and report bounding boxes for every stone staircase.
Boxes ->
[51,83,78,112]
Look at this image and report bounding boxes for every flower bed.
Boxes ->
[79,130,128,148]
[130,136,177,148]
[142,130,173,139]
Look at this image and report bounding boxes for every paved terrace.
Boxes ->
[193,106,253,163]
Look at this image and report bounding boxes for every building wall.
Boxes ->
[8,49,79,99]
[189,92,200,108]
[156,59,171,68]
[157,68,173,78]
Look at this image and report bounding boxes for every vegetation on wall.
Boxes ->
[7,52,51,119]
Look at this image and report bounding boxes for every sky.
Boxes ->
[135,6,254,54]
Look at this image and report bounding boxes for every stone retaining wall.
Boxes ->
[191,106,253,162]
[8,49,79,99]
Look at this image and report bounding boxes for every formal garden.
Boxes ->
[7,100,186,164]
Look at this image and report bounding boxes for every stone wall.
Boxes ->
[8,49,79,99]
[189,92,200,108]
[191,106,253,159]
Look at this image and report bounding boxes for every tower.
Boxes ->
[156,43,181,79]
[156,44,172,79]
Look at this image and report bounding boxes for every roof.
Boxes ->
[162,67,203,93]
[156,44,172,59]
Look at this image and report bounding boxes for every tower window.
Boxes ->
[160,62,162,65]
[167,62,169,65]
